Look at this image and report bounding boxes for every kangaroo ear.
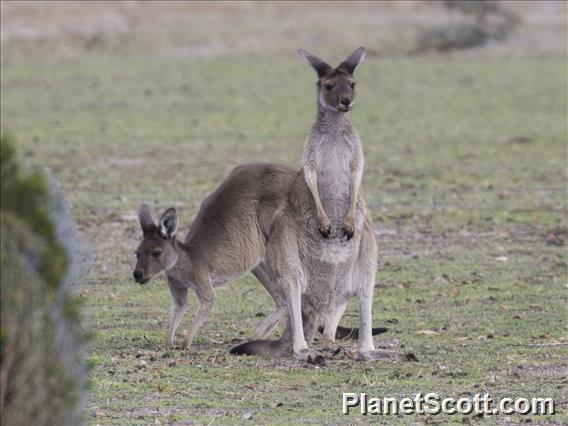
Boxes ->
[138,204,157,235]
[298,48,333,78]
[159,207,178,239]
[337,46,366,75]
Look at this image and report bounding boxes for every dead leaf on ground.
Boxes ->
[546,232,565,246]
[242,410,255,421]
[433,275,450,285]
[107,292,119,301]
[448,288,460,297]
[416,330,439,336]
[344,348,358,359]
[477,334,495,341]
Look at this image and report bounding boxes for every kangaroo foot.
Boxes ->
[295,348,326,366]
[357,349,417,362]
[307,353,326,366]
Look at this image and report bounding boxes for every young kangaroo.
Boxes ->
[133,163,383,349]
[133,164,296,349]
[231,48,413,363]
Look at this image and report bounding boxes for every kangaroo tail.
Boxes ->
[318,325,388,340]
[229,338,284,356]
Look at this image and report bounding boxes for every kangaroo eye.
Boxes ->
[151,250,162,258]
[324,82,335,91]
[135,253,140,259]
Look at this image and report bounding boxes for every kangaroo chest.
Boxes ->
[310,133,358,220]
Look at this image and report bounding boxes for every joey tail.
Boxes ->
[229,339,285,356]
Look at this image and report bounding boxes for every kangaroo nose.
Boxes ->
[133,270,143,281]
[340,97,351,107]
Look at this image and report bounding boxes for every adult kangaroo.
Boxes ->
[231,48,412,363]
[133,163,385,349]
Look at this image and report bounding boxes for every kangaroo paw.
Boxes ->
[318,219,332,238]
[341,221,355,240]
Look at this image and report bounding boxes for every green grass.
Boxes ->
[1,50,566,424]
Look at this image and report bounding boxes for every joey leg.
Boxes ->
[166,279,188,347]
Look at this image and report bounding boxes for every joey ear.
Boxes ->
[138,204,157,235]
[159,207,178,239]
[337,46,366,75]
[298,48,333,78]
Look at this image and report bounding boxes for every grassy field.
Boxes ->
[1,10,567,424]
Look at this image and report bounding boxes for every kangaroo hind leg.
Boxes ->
[251,260,287,339]
[355,223,414,362]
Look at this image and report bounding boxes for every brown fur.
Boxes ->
[133,163,297,348]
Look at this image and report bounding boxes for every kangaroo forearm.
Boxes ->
[304,166,329,220]
[347,165,362,220]
[348,183,359,218]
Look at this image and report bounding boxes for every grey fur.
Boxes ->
[337,46,366,74]
[231,48,410,362]
[138,204,157,235]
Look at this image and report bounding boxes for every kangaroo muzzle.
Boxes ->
[133,270,148,284]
